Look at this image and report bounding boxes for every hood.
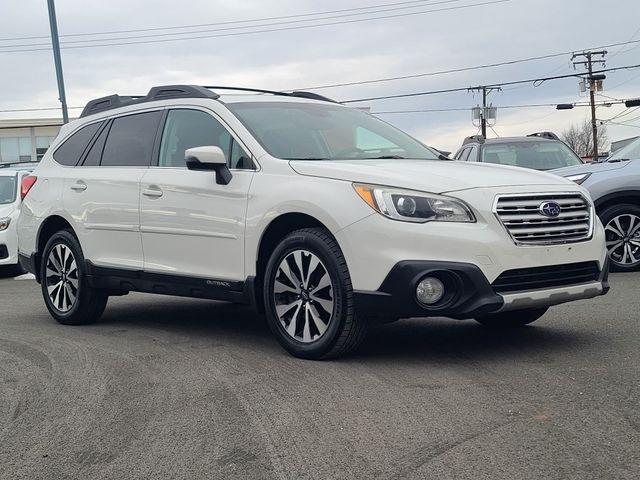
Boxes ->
[0,204,17,218]
[551,160,631,177]
[289,159,573,194]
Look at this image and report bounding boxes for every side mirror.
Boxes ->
[185,146,232,185]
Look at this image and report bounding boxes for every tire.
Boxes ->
[475,307,548,328]
[599,204,640,272]
[263,228,367,360]
[40,230,108,325]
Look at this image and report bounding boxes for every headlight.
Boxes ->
[0,217,10,231]
[353,183,475,223]
[565,173,591,185]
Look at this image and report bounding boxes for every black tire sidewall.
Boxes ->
[599,203,640,271]
[40,230,90,323]
[263,230,351,359]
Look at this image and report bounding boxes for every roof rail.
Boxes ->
[0,161,38,169]
[527,131,560,140]
[80,84,338,119]
[462,135,485,145]
[80,85,220,118]
[203,86,338,103]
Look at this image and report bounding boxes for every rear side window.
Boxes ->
[82,122,111,167]
[101,111,162,167]
[53,122,102,166]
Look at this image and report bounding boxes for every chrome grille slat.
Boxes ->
[494,193,593,245]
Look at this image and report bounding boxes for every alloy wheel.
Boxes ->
[605,214,640,267]
[273,249,334,343]
[45,244,79,313]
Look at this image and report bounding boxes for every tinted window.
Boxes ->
[0,176,17,205]
[82,122,110,166]
[229,138,251,169]
[458,148,470,161]
[53,122,102,166]
[467,145,478,162]
[101,111,162,167]
[481,141,583,170]
[158,109,248,168]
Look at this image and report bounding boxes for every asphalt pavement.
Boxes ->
[0,271,638,479]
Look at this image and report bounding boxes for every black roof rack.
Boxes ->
[0,161,38,169]
[80,84,338,118]
[80,85,220,118]
[527,131,560,140]
[462,135,485,145]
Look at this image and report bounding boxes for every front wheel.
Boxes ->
[600,204,640,271]
[40,230,108,325]
[475,307,548,328]
[263,228,367,360]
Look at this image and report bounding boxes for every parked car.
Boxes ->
[553,136,640,271]
[18,85,609,359]
[0,163,35,276]
[453,132,584,171]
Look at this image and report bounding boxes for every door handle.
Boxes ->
[70,181,87,192]
[142,187,163,198]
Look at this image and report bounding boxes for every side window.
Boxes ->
[82,122,111,166]
[467,145,478,162]
[458,147,470,161]
[158,109,249,168]
[101,111,162,167]
[53,122,102,166]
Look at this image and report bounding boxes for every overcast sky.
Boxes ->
[1,0,639,152]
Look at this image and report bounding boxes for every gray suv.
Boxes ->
[554,137,640,271]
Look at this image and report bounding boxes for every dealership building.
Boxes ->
[0,118,64,164]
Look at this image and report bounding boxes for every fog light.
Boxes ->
[416,277,445,305]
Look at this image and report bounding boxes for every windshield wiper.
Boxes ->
[368,155,406,159]
[608,158,630,163]
[285,157,329,161]
[438,154,452,161]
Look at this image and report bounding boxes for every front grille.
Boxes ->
[494,193,593,245]
[0,245,8,260]
[492,261,600,294]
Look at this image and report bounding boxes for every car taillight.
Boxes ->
[21,175,37,200]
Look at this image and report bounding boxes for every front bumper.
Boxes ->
[354,259,609,320]
[0,227,18,266]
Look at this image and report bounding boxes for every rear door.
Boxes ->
[62,110,163,269]
[139,107,254,281]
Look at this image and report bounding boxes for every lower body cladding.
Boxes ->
[354,259,610,320]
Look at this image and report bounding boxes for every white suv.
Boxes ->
[1,164,34,275]
[18,85,609,359]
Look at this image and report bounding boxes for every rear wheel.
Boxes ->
[600,204,640,271]
[40,230,108,325]
[263,228,367,360]
[475,307,548,328]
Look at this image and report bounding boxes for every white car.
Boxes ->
[17,85,609,359]
[0,164,34,275]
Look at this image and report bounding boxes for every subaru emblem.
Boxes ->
[539,201,562,218]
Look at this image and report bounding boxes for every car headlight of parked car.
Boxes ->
[353,183,475,223]
[0,217,11,231]
[565,173,591,185]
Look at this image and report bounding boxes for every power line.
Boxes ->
[0,0,510,53]
[0,0,449,42]
[1,0,467,48]
[371,100,630,114]
[295,38,640,91]
[341,64,640,103]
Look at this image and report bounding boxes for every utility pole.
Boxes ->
[572,50,607,160]
[468,86,501,137]
[47,0,69,124]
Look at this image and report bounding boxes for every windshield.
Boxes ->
[227,102,440,161]
[608,137,640,161]
[481,141,583,170]
[0,176,17,205]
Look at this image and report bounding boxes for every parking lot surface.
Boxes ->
[0,273,638,480]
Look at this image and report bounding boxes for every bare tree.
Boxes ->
[561,118,609,157]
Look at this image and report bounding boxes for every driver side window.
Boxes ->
[158,109,251,169]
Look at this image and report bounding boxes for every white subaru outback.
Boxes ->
[18,85,609,359]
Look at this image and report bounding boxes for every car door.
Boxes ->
[139,107,254,281]
[62,110,163,270]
